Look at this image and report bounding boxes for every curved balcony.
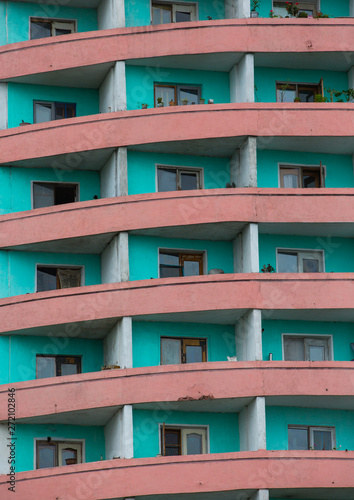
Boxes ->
[1,451,353,500]
[1,362,353,423]
[1,104,353,167]
[0,20,353,84]
[0,274,353,336]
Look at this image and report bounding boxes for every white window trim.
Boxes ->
[150,1,198,24]
[158,247,207,277]
[281,333,334,361]
[309,426,336,450]
[31,181,80,209]
[277,163,326,188]
[158,424,209,455]
[29,17,77,39]
[35,264,85,292]
[155,164,204,192]
[34,438,85,469]
[276,247,325,273]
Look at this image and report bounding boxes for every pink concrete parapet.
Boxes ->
[0,451,353,500]
[0,362,353,422]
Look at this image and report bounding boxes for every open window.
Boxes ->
[34,101,76,123]
[152,2,197,24]
[33,182,78,209]
[159,250,204,277]
[288,426,335,450]
[279,164,324,188]
[36,440,82,468]
[273,1,318,17]
[161,337,207,364]
[30,18,76,39]
[157,166,202,192]
[276,79,323,102]
[36,266,82,292]
[160,425,207,456]
[36,355,82,379]
[283,335,331,361]
[154,84,201,106]
[277,249,324,273]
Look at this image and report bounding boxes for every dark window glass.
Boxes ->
[31,21,52,39]
[180,172,198,190]
[37,267,57,292]
[158,168,177,192]
[288,428,308,450]
[38,444,56,468]
[175,10,191,22]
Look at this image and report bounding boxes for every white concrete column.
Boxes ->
[105,405,133,459]
[230,137,257,188]
[251,491,269,500]
[235,309,262,361]
[239,397,266,451]
[230,54,254,103]
[225,0,250,18]
[104,317,132,369]
[99,62,127,113]
[101,232,129,283]
[98,0,125,29]
[233,223,259,273]
[0,424,8,474]
[100,147,128,198]
[0,83,8,130]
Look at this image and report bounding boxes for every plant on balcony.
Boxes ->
[169,99,175,106]
[314,94,327,102]
[181,98,189,105]
[314,11,329,18]
[251,0,261,17]
[157,97,164,107]
[141,103,148,109]
[339,89,354,102]
[199,98,205,104]
[269,10,282,18]
[285,2,299,17]
[294,97,301,102]
[298,11,308,18]
[279,83,290,102]
[261,264,276,273]
[325,88,342,102]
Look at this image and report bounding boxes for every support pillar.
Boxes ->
[235,309,262,361]
[225,0,250,18]
[104,317,132,369]
[101,232,129,283]
[251,491,269,500]
[230,54,254,103]
[0,83,8,130]
[239,397,266,451]
[98,0,125,29]
[99,61,127,114]
[230,137,257,188]
[104,405,133,460]
[233,223,259,273]
[100,147,128,198]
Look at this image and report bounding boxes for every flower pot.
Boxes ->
[141,104,148,109]
[199,98,205,104]
[250,10,259,17]
[182,100,188,105]
[169,100,175,106]
[208,99,214,104]
[157,102,164,107]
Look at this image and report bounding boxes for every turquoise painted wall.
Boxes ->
[0,335,103,384]
[259,234,354,273]
[256,1,349,18]
[126,65,230,110]
[257,150,354,188]
[0,251,101,298]
[129,234,234,281]
[7,83,99,129]
[266,406,354,450]
[0,1,97,45]
[14,423,105,472]
[127,151,230,195]
[125,0,225,27]
[262,320,354,361]
[133,409,239,458]
[133,321,236,367]
[254,68,348,103]
[0,166,100,215]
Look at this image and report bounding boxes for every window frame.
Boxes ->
[276,248,325,273]
[156,164,203,192]
[272,1,319,17]
[154,84,202,106]
[159,424,209,456]
[31,181,80,209]
[288,425,335,450]
[151,1,198,24]
[33,100,77,123]
[35,264,84,292]
[35,439,84,469]
[158,249,205,278]
[29,17,77,40]
[276,79,323,103]
[36,355,82,379]
[160,336,207,364]
[278,163,325,188]
[282,334,333,361]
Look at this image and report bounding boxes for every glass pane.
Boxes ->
[55,185,77,205]
[288,428,308,450]
[62,448,77,465]
[161,339,181,364]
[158,168,177,192]
[57,268,81,288]
[152,6,172,24]
[313,430,332,450]
[165,446,180,455]
[37,357,56,379]
[179,88,199,105]
[33,183,55,209]
[185,345,203,363]
[302,258,319,273]
[38,445,56,468]
[165,431,180,446]
[180,173,198,190]
[276,88,296,103]
[155,86,175,106]
[278,252,298,273]
[175,10,191,22]
[183,260,201,276]
[284,338,305,361]
[30,21,51,39]
[34,102,53,123]
[160,265,182,278]
[55,29,72,36]
[303,173,317,188]
[186,433,203,454]
[299,89,315,103]
[37,267,57,292]
[283,174,299,188]
[309,345,325,361]
[61,363,79,376]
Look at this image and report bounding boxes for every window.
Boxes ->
[288,426,335,450]
[36,355,82,379]
[157,166,202,192]
[159,250,204,277]
[161,337,207,364]
[276,79,323,103]
[277,249,324,273]
[160,425,207,456]
[37,266,82,292]
[152,2,197,24]
[283,336,331,361]
[280,165,324,188]
[33,182,78,209]
[273,1,318,17]
[34,101,76,123]
[36,440,82,468]
[154,84,201,106]
[30,18,76,39]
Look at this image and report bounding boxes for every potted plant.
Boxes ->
[208,98,214,104]
[199,98,205,104]
[285,2,299,17]
[261,264,275,273]
[294,97,301,102]
[298,11,308,18]
[156,97,164,107]
[251,0,261,17]
[314,11,329,18]
[314,94,327,102]
[169,99,175,106]
[141,103,148,109]
[181,98,189,105]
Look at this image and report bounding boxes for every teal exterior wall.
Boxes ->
[266,406,354,450]
[7,83,99,129]
[129,234,234,280]
[257,150,354,188]
[126,65,230,110]
[259,234,354,273]
[133,409,239,458]
[254,68,348,103]
[133,321,236,367]
[125,0,225,27]
[256,1,350,18]
[0,166,100,215]
[0,1,97,45]
[262,320,354,361]
[127,150,230,195]
[0,251,101,298]
[14,423,105,472]
[0,335,103,384]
